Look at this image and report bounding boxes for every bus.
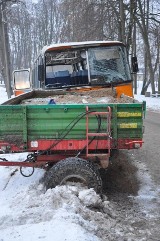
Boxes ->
[13,41,138,97]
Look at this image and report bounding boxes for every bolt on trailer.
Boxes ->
[0,41,144,193]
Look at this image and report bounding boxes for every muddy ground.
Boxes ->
[94,150,159,241]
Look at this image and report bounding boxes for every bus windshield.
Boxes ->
[88,46,131,85]
[13,70,30,90]
[44,44,131,88]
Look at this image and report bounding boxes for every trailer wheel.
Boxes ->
[43,157,102,193]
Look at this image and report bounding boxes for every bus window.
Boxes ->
[88,46,131,85]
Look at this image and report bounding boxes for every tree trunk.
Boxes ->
[0,3,12,98]
[135,0,155,94]
[133,15,137,95]
[119,0,125,43]
[141,49,149,95]
[158,63,160,93]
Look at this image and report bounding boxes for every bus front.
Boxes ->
[38,41,136,97]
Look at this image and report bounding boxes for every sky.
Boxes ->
[0,83,160,241]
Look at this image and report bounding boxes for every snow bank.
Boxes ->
[0,155,101,241]
[0,153,125,241]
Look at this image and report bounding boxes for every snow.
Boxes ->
[0,82,160,240]
[0,154,100,241]
[134,81,160,112]
[0,85,8,104]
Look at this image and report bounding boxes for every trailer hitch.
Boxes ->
[20,153,36,177]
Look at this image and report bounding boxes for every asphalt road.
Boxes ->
[137,110,160,185]
[102,110,160,240]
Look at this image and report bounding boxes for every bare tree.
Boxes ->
[1,0,159,98]
[0,1,12,97]
[134,0,160,94]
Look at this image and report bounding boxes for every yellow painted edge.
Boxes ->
[117,112,142,117]
[119,123,138,128]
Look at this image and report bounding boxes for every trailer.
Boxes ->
[0,41,145,193]
[0,89,145,192]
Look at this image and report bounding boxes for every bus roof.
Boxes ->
[41,41,125,55]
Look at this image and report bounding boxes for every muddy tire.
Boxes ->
[44,157,102,193]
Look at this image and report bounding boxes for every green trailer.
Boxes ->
[0,90,145,192]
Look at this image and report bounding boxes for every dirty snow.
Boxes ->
[0,154,101,241]
[0,83,160,240]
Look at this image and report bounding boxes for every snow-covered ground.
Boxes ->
[0,83,160,241]
[134,81,160,112]
[0,154,101,241]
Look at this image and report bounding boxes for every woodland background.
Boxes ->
[0,0,160,97]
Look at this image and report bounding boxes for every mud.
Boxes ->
[101,150,140,195]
